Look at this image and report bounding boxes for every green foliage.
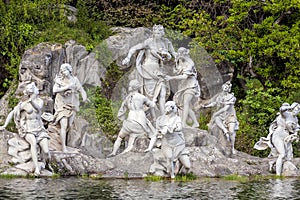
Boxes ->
[144,175,163,182]
[101,63,126,99]
[144,173,197,181]
[236,79,283,156]
[0,0,111,98]
[94,91,119,138]
[221,174,249,182]
[78,87,119,139]
[175,173,197,181]
[0,174,23,179]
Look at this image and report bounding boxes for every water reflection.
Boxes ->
[0,177,300,199]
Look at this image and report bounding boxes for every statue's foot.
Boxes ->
[107,153,116,158]
[62,148,68,153]
[192,122,199,128]
[34,168,41,176]
[144,148,151,153]
[232,149,236,155]
[121,149,130,154]
[182,123,189,128]
[171,174,175,179]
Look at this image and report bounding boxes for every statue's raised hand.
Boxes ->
[164,75,172,81]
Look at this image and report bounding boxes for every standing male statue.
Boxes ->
[53,63,87,152]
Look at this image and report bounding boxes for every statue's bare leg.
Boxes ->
[39,138,50,160]
[145,136,157,152]
[182,94,191,127]
[171,160,176,179]
[273,139,285,176]
[158,86,167,115]
[122,134,137,154]
[179,155,191,173]
[228,123,236,154]
[188,109,199,128]
[39,138,53,172]
[107,135,123,157]
[59,117,68,152]
[25,134,40,175]
[163,148,174,178]
[215,117,229,138]
[150,107,157,122]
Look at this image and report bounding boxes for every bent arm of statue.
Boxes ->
[165,74,188,81]
[122,42,147,65]
[203,102,217,108]
[167,40,177,58]
[145,98,156,108]
[53,83,72,94]
[28,98,43,116]
[0,110,15,130]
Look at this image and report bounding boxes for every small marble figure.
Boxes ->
[254,102,300,175]
[0,82,51,176]
[202,81,239,154]
[155,101,190,178]
[122,25,177,117]
[165,47,200,128]
[107,79,156,157]
[53,63,87,152]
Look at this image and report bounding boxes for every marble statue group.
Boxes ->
[1,24,298,178]
[0,63,87,176]
[108,25,239,178]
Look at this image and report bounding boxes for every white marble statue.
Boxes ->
[122,25,177,118]
[0,82,51,176]
[107,79,156,157]
[151,101,191,178]
[202,81,239,154]
[254,102,300,175]
[53,63,87,152]
[165,47,200,128]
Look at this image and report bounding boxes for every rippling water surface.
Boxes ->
[0,177,300,199]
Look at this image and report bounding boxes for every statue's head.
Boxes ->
[165,101,177,114]
[60,63,73,77]
[153,25,165,38]
[178,47,189,56]
[128,79,142,92]
[222,81,232,92]
[280,102,292,112]
[24,82,39,96]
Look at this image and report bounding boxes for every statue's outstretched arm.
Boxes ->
[0,110,15,130]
